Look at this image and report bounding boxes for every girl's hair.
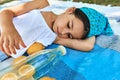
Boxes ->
[73,8,90,39]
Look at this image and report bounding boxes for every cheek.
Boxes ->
[59,35,68,39]
[55,20,66,28]
[57,16,67,25]
[74,26,84,39]
[52,20,63,33]
[78,29,84,39]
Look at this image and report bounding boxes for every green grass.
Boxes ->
[64,0,120,6]
[0,0,120,6]
[0,0,14,5]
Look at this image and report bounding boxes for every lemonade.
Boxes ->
[39,76,56,80]
[18,64,35,77]
[1,72,18,80]
[13,56,27,68]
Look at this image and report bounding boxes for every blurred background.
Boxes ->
[64,0,120,6]
[0,0,14,5]
[0,0,120,6]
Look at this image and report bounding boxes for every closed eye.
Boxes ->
[67,22,70,29]
[67,22,73,39]
[67,33,73,39]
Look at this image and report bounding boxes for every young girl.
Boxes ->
[0,0,113,58]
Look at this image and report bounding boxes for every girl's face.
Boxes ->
[52,7,84,39]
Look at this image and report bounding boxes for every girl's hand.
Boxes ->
[0,27,26,56]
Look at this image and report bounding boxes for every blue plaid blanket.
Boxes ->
[44,35,120,80]
[0,1,120,80]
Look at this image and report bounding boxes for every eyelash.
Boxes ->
[67,33,71,38]
[67,22,73,39]
[67,22,70,28]
[68,33,73,39]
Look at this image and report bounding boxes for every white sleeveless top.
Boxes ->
[5,9,56,58]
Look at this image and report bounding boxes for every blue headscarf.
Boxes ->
[80,7,113,37]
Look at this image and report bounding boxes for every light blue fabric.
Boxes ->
[1,1,120,80]
[44,35,120,80]
[60,45,120,80]
[80,7,113,37]
[0,51,8,62]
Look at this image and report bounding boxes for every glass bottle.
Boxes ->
[0,46,66,80]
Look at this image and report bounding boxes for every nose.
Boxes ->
[61,29,69,35]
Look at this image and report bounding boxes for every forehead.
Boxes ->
[72,16,84,39]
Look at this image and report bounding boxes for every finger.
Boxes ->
[0,38,5,52]
[3,39,11,55]
[9,39,16,54]
[10,46,16,54]
[19,39,26,48]
[3,50,11,56]
[15,40,20,49]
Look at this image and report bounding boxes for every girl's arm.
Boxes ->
[0,0,49,17]
[0,0,49,55]
[54,36,95,51]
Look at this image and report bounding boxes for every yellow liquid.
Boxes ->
[18,64,35,77]
[12,56,27,68]
[1,72,18,80]
[40,76,56,80]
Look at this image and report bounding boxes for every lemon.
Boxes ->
[1,72,18,80]
[12,56,27,68]
[39,76,56,80]
[18,76,34,80]
[27,42,45,55]
[18,64,35,77]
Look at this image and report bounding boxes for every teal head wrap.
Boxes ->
[79,7,113,37]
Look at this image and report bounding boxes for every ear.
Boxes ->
[65,7,76,14]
